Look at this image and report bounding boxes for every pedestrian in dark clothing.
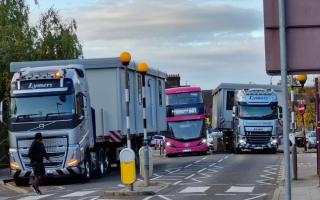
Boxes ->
[28,132,49,195]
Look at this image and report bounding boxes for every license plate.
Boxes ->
[254,147,263,150]
[183,149,191,152]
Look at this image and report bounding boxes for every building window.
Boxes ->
[226,91,234,110]
[158,80,163,106]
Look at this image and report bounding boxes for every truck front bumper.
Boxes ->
[11,166,83,178]
[238,143,277,151]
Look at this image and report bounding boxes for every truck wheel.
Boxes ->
[81,153,91,183]
[97,149,107,177]
[235,148,242,154]
[14,178,29,186]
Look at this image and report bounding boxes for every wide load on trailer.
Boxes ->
[0,58,166,185]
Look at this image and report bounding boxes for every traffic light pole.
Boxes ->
[279,0,292,199]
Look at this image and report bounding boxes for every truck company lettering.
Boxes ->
[248,95,269,101]
[28,82,53,89]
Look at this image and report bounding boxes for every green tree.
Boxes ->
[35,7,82,60]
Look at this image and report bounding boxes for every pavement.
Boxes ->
[274,147,320,200]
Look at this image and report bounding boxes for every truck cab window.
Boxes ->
[76,93,84,118]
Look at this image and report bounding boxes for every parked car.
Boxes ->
[307,131,317,149]
[207,129,223,151]
[150,135,165,147]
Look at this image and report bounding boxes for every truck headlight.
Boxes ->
[239,139,246,144]
[271,139,278,145]
[10,162,21,170]
[67,159,80,167]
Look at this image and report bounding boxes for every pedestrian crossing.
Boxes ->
[9,185,271,200]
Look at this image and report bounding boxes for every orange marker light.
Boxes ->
[55,71,62,78]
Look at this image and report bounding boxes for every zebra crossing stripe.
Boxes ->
[16,194,53,200]
[226,186,254,193]
[179,186,210,193]
[61,190,96,197]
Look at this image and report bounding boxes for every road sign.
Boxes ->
[298,104,306,115]
[264,0,320,75]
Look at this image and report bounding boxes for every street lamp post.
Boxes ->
[137,62,150,187]
[120,52,132,149]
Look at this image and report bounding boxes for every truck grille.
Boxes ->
[245,131,271,145]
[17,136,68,170]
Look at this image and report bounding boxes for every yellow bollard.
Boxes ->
[120,148,136,187]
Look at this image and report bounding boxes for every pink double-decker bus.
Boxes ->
[164,87,208,156]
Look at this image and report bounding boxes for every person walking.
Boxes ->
[28,132,49,195]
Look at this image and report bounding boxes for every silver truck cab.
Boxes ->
[232,89,282,153]
[2,65,93,184]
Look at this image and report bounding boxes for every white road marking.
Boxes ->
[216,194,237,196]
[207,169,218,173]
[184,164,193,168]
[197,168,207,173]
[16,194,54,200]
[179,186,210,193]
[168,169,181,174]
[185,174,195,179]
[62,191,96,197]
[217,159,223,163]
[209,163,217,167]
[243,193,268,200]
[194,160,201,163]
[143,196,154,200]
[224,156,229,159]
[173,180,183,185]
[117,184,125,188]
[202,157,208,160]
[158,195,172,200]
[150,175,163,180]
[213,165,223,169]
[226,186,254,193]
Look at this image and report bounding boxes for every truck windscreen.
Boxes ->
[167,119,204,140]
[10,94,75,122]
[239,105,277,120]
[167,92,203,105]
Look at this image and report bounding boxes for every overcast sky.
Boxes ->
[27,0,289,89]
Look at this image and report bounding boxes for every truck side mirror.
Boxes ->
[232,106,237,118]
[279,106,283,119]
[0,98,9,125]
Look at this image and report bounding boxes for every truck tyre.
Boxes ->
[14,178,29,186]
[235,148,242,154]
[97,149,107,177]
[81,153,91,183]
